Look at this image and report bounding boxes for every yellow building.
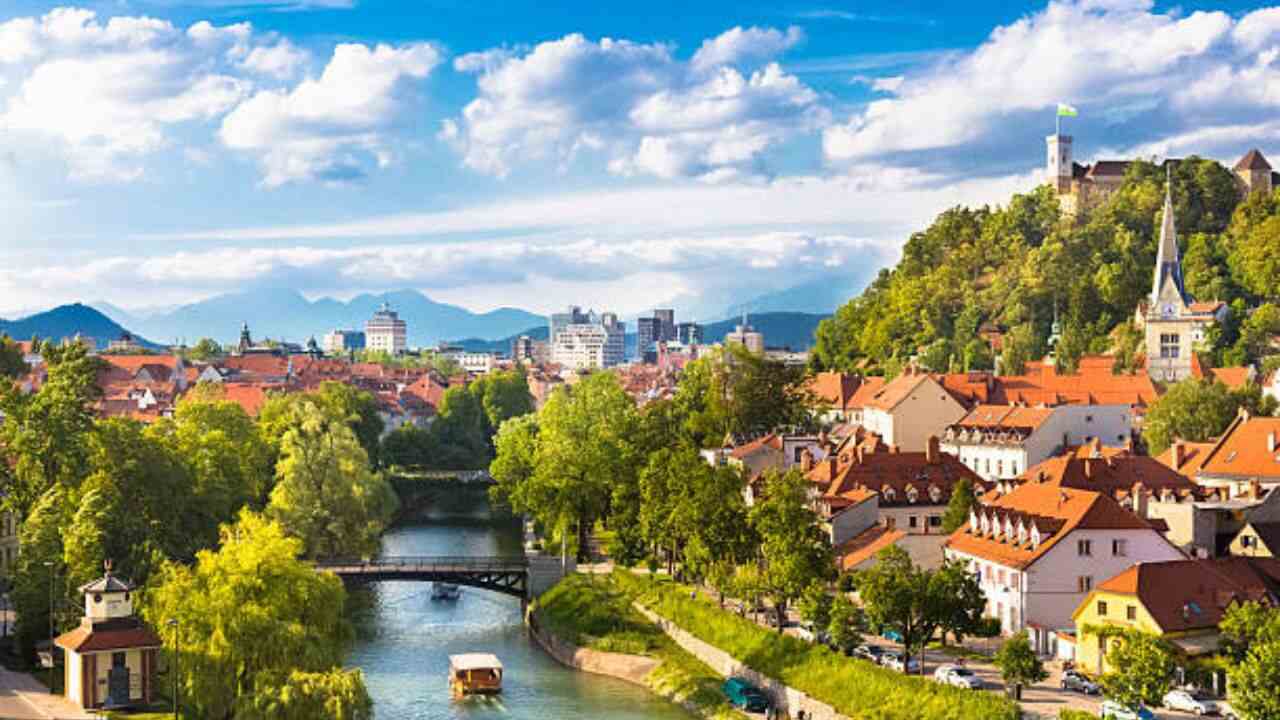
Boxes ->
[54,569,161,710]
[1072,558,1280,675]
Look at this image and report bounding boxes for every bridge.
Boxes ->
[315,556,539,599]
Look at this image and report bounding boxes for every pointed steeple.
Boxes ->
[1151,164,1190,313]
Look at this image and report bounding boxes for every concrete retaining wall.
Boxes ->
[526,610,658,687]
[633,603,851,720]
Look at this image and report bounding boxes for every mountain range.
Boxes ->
[0,304,157,349]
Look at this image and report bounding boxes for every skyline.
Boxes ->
[2,0,1280,317]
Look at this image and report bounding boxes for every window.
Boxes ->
[1078,539,1093,557]
[1097,601,1108,616]
[985,459,991,474]
[1086,415,1094,423]
[998,569,1006,585]
[1160,333,1181,359]
[909,515,919,529]
[1078,576,1093,592]
[996,460,1003,476]
[1126,606,1137,621]
[1112,539,1128,557]
[929,515,942,527]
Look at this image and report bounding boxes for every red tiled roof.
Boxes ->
[1197,414,1280,481]
[1235,149,1272,172]
[1016,450,1197,501]
[1155,440,1217,476]
[865,371,934,411]
[815,440,984,510]
[955,404,1054,431]
[56,621,162,653]
[1090,557,1280,633]
[837,525,906,571]
[1206,366,1253,390]
[808,372,863,411]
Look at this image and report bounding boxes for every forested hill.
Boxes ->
[809,157,1280,375]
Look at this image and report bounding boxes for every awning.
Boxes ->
[1170,634,1221,657]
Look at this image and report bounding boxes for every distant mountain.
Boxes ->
[97,289,547,347]
[723,272,870,319]
[0,303,155,348]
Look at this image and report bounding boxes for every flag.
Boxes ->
[1057,103,1078,118]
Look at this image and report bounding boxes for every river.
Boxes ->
[347,486,694,720]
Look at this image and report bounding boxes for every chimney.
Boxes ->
[1173,440,1185,471]
[1090,437,1102,459]
[1083,458,1094,480]
[1132,482,1148,518]
[926,435,940,464]
[1251,479,1263,500]
[855,446,865,464]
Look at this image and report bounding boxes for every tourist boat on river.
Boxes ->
[449,653,503,695]
[431,582,461,601]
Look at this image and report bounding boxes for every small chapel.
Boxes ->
[54,565,161,710]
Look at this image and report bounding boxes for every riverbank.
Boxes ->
[612,570,1023,720]
[532,574,745,720]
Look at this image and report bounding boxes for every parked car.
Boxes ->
[882,628,904,643]
[1162,688,1221,715]
[933,664,984,689]
[1100,700,1156,720]
[1060,669,1101,694]
[853,644,885,663]
[881,652,921,673]
[1219,701,1239,719]
[722,678,769,712]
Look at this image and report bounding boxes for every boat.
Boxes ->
[431,582,461,601]
[449,653,503,695]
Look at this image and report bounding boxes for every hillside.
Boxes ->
[97,289,546,347]
[0,304,154,349]
[810,157,1280,374]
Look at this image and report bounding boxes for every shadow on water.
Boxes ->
[345,485,694,719]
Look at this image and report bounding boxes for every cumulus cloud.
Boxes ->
[239,38,310,79]
[444,27,823,180]
[822,0,1280,172]
[219,42,442,186]
[0,8,261,180]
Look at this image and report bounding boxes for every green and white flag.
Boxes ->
[1057,103,1079,118]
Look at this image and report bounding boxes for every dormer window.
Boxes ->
[929,486,942,503]
[969,510,979,532]
[906,487,919,504]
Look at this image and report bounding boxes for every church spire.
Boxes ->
[1151,164,1189,312]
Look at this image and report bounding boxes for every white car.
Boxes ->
[933,664,983,689]
[880,652,921,673]
[1162,689,1221,715]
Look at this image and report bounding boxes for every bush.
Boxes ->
[1059,710,1096,720]
[974,617,1003,638]
[614,570,1020,720]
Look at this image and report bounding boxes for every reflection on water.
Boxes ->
[348,486,693,719]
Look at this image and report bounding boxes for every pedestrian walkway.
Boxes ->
[0,666,96,720]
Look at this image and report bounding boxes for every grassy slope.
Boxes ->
[537,574,743,719]
[613,570,1022,720]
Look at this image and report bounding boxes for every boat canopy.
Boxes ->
[449,653,503,672]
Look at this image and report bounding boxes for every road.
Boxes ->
[0,665,96,720]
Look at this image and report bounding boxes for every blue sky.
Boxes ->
[2,0,1279,319]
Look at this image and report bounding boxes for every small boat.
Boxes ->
[449,653,503,695]
[431,582,461,601]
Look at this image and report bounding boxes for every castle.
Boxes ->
[1047,132,1277,215]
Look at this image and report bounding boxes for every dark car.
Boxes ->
[722,677,770,712]
[1061,670,1101,695]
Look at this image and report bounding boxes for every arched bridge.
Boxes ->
[315,556,533,599]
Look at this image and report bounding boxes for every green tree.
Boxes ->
[9,486,75,661]
[1229,638,1280,720]
[380,425,438,470]
[797,582,833,631]
[0,335,29,378]
[827,593,865,655]
[749,469,833,630]
[243,669,374,720]
[1097,629,1176,708]
[1233,304,1280,364]
[941,477,978,533]
[993,631,1047,688]
[1143,379,1275,455]
[142,511,361,720]
[184,337,225,362]
[313,381,385,467]
[266,401,398,559]
[474,367,534,430]
[1233,214,1280,298]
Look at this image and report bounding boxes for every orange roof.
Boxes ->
[1089,558,1280,633]
[1017,450,1197,501]
[1197,414,1280,481]
[837,525,906,571]
[945,483,1155,569]
[99,355,179,373]
[865,371,932,411]
[848,376,886,407]
[955,404,1054,431]
[1155,440,1217,477]
[729,433,784,460]
[1206,366,1253,390]
[814,440,984,510]
[808,372,863,411]
[220,383,276,416]
[1000,358,1159,406]
[56,620,161,653]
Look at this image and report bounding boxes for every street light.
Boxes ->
[41,561,54,694]
[166,618,179,720]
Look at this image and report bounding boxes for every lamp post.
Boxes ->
[41,561,54,694]
[166,618,179,720]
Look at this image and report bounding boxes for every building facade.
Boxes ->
[724,314,764,355]
[55,570,161,710]
[322,329,366,354]
[941,404,1133,482]
[365,303,408,355]
[549,309,625,369]
[677,321,704,346]
[861,371,968,452]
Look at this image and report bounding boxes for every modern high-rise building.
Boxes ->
[365,302,408,355]
[636,317,660,358]
[725,314,765,355]
[550,307,625,369]
[677,321,704,346]
[653,309,676,341]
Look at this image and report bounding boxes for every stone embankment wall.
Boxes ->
[633,603,851,720]
[526,610,658,687]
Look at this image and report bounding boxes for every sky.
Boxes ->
[1,0,1279,319]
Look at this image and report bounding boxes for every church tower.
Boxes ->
[1046,133,1073,192]
[1150,168,1190,318]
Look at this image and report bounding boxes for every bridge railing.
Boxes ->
[314,555,530,572]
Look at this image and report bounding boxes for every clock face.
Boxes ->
[1162,303,1175,317]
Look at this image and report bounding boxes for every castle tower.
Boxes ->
[1234,149,1273,196]
[1046,133,1073,193]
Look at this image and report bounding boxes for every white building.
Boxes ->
[322,329,366,354]
[941,404,1133,482]
[550,309,625,369]
[443,350,498,374]
[724,313,765,355]
[365,303,408,355]
[861,370,967,452]
[944,483,1184,655]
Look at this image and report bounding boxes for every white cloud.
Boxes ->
[219,42,442,186]
[239,38,310,79]
[822,0,1272,165]
[0,8,312,181]
[445,27,823,180]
